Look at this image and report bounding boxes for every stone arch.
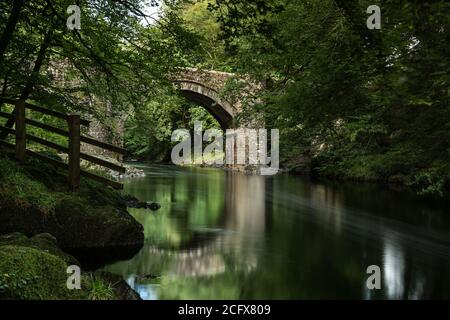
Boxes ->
[174,80,235,129]
[172,68,241,129]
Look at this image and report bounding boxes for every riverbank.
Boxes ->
[0,148,145,299]
[306,153,450,199]
[0,149,144,249]
[136,155,450,199]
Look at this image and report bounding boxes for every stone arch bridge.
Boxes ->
[172,68,244,129]
[87,68,251,157]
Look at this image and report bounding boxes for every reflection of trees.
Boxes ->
[138,173,267,278]
[125,166,227,249]
[107,165,450,300]
[106,166,269,298]
[239,177,450,299]
[151,172,270,299]
[238,179,367,299]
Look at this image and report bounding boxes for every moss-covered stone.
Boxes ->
[0,151,144,254]
[0,233,78,265]
[0,245,85,300]
[0,233,140,300]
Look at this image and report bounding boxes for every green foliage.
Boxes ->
[0,150,124,215]
[177,0,232,71]
[0,0,195,130]
[86,275,116,300]
[0,155,57,214]
[124,96,221,160]
[0,273,40,294]
[1,0,448,197]
[208,0,450,196]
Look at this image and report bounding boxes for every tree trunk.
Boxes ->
[19,30,53,100]
[0,0,25,62]
[0,29,53,139]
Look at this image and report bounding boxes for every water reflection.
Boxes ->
[104,164,450,300]
[383,236,405,299]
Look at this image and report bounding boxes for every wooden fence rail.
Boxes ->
[0,98,127,190]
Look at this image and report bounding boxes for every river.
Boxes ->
[104,163,450,300]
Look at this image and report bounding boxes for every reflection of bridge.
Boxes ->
[165,174,266,278]
[173,68,243,129]
[129,234,258,278]
[108,174,268,279]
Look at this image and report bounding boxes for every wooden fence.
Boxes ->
[0,97,127,190]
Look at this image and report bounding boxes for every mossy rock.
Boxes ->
[0,233,140,300]
[0,233,78,265]
[0,153,144,256]
[0,245,87,300]
[51,195,143,248]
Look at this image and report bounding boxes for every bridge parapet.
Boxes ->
[175,68,235,93]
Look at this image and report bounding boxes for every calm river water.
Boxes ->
[104,163,450,300]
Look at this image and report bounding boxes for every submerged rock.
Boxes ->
[146,202,161,211]
[121,194,161,211]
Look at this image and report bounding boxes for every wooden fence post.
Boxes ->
[68,114,81,190]
[15,100,26,161]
